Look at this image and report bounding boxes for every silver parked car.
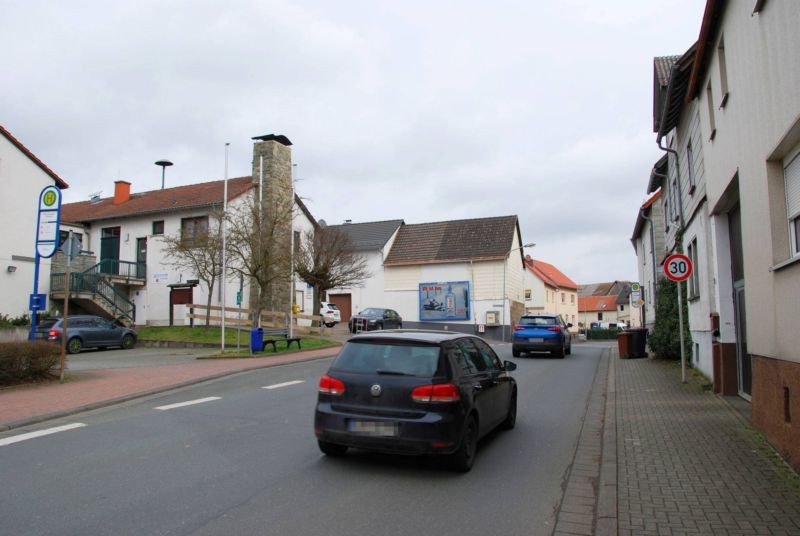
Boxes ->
[38,315,137,354]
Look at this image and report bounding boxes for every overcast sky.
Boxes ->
[1,0,706,284]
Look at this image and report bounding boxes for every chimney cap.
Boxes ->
[251,134,292,146]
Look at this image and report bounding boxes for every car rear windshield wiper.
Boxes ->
[375,369,415,376]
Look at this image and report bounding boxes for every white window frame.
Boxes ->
[786,152,800,258]
[687,237,700,299]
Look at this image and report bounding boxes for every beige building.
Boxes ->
[522,256,579,333]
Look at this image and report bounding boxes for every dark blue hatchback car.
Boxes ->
[314,330,517,472]
[511,314,572,358]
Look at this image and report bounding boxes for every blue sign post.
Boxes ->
[29,186,62,340]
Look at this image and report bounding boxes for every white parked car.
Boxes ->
[320,302,341,327]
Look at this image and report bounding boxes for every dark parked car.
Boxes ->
[511,314,572,358]
[348,307,402,333]
[314,330,517,472]
[38,315,137,354]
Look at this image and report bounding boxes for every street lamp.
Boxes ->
[155,160,173,190]
[503,242,536,342]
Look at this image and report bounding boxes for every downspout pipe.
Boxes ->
[656,64,686,233]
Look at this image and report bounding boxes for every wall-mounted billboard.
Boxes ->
[419,281,470,321]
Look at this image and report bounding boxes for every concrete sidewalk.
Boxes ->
[0,347,339,431]
[555,347,800,536]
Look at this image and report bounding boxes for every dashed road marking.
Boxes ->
[262,380,305,390]
[0,423,87,447]
[154,397,221,411]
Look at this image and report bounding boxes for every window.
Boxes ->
[598,312,603,321]
[152,221,164,235]
[181,216,208,246]
[785,153,800,257]
[524,289,532,300]
[687,237,700,298]
[561,292,565,304]
[294,290,304,312]
[706,83,717,140]
[687,140,696,193]
[620,305,625,312]
[672,178,680,221]
[293,230,301,258]
[717,37,729,107]
[58,231,83,249]
[571,294,575,304]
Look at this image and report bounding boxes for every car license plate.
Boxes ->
[348,420,397,436]
[529,338,544,342]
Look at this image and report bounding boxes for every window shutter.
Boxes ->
[786,153,800,219]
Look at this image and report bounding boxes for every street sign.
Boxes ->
[29,293,47,311]
[35,186,62,258]
[664,253,693,282]
[630,282,641,306]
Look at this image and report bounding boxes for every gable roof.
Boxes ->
[61,176,255,224]
[655,43,697,142]
[578,295,619,313]
[384,215,521,266]
[653,55,680,133]
[579,281,631,297]
[327,220,404,252]
[0,124,69,189]
[525,257,578,290]
[631,188,663,242]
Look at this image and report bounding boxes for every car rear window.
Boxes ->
[519,316,556,326]
[331,341,441,377]
[37,319,58,330]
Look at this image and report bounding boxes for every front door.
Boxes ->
[733,283,751,399]
[100,227,121,275]
[728,203,750,399]
[136,237,147,278]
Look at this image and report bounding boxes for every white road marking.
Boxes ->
[262,380,305,390]
[0,423,87,447]
[154,397,221,411]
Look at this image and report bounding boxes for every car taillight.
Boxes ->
[319,375,345,396]
[411,383,460,403]
[547,326,562,332]
[513,326,525,331]
[48,329,60,339]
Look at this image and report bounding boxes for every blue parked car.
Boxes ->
[511,314,572,358]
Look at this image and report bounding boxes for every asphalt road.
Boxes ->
[0,342,609,536]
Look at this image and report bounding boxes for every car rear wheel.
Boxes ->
[450,416,478,472]
[121,334,135,350]
[67,337,82,354]
[325,322,336,328]
[512,347,521,358]
[554,346,565,359]
[375,322,383,330]
[318,440,348,457]
[500,391,517,430]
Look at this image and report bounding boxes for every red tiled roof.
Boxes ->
[641,189,662,210]
[61,176,255,224]
[384,215,520,265]
[578,295,618,313]
[0,124,69,189]
[526,257,578,290]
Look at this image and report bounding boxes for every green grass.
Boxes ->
[137,325,340,355]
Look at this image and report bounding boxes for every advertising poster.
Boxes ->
[419,281,470,321]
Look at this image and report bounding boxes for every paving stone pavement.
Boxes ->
[554,347,800,536]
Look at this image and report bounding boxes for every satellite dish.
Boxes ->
[88,191,103,203]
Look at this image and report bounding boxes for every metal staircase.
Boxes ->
[50,260,144,326]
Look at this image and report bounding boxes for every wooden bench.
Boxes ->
[260,328,302,352]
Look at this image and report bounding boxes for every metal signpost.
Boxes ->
[664,253,693,383]
[59,231,80,383]
[29,186,62,341]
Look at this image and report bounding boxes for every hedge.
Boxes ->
[0,341,60,384]
[585,328,622,340]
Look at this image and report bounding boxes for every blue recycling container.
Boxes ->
[250,327,264,352]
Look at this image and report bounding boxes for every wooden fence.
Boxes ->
[186,304,324,336]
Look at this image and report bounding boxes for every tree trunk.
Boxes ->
[205,281,214,327]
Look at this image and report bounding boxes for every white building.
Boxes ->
[522,256,579,332]
[0,125,70,320]
[640,1,800,470]
[57,135,317,326]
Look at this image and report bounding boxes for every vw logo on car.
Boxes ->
[370,384,382,397]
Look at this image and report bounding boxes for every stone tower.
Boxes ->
[250,134,293,316]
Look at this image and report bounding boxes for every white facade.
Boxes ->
[0,131,67,318]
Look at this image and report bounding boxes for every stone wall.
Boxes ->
[752,355,800,471]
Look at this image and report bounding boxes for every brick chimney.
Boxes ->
[113,180,131,205]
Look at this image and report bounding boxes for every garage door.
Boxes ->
[328,294,352,322]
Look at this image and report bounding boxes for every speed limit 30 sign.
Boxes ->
[664,253,693,282]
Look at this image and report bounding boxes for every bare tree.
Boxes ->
[161,209,224,326]
[294,227,371,316]
[225,189,295,322]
